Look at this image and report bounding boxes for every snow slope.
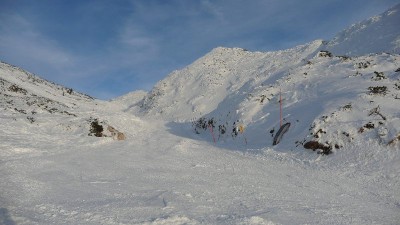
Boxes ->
[1,4,400,225]
[130,40,324,120]
[128,46,400,153]
[326,3,400,56]
[0,61,134,157]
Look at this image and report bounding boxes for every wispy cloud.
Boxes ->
[117,23,159,63]
[0,13,73,69]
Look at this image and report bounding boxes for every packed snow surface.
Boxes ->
[1,118,400,225]
[1,4,400,225]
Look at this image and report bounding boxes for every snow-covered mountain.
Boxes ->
[0,61,94,113]
[1,4,400,225]
[131,40,324,119]
[130,46,400,153]
[126,4,400,153]
[326,3,400,56]
[0,61,134,151]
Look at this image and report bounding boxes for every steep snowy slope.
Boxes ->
[130,40,324,119]
[178,51,400,153]
[0,61,132,155]
[0,61,94,114]
[128,50,400,152]
[326,3,400,56]
[125,5,400,153]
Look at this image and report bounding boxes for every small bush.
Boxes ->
[371,71,386,81]
[218,125,226,135]
[356,61,370,69]
[364,122,375,129]
[394,82,400,90]
[368,86,387,95]
[338,55,351,61]
[14,108,26,114]
[27,116,35,123]
[192,117,217,133]
[259,95,266,103]
[313,129,326,138]
[341,103,352,111]
[192,117,207,134]
[8,84,27,94]
[318,51,332,57]
[89,119,104,137]
[368,106,387,120]
[192,116,244,141]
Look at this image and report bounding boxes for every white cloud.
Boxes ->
[118,25,158,53]
[0,13,74,70]
[200,0,225,22]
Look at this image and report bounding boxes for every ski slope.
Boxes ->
[1,3,400,225]
[1,105,399,225]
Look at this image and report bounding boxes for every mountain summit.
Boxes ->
[124,5,400,152]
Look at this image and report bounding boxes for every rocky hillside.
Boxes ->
[1,4,400,154]
[0,61,93,116]
[130,40,324,119]
[0,61,128,147]
[125,5,400,153]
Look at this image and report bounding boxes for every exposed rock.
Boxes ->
[304,141,332,155]
[107,125,126,141]
[388,134,400,146]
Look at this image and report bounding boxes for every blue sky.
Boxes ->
[1,0,399,99]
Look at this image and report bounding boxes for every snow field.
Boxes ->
[1,111,399,224]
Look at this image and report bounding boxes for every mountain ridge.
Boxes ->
[0,61,94,117]
[122,5,400,152]
[130,40,325,120]
[326,3,400,56]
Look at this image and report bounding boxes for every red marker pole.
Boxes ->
[280,88,282,127]
[209,124,216,143]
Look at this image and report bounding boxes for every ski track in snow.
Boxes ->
[1,112,399,224]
